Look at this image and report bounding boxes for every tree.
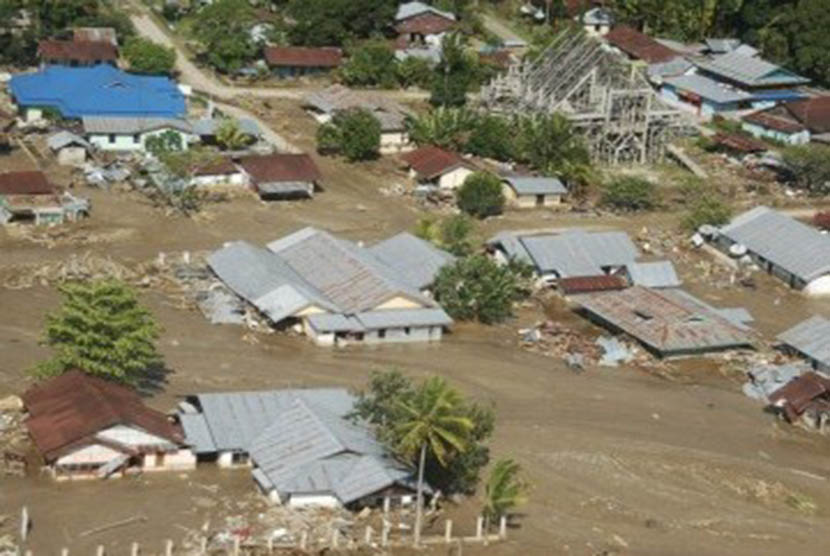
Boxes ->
[457,172,505,219]
[145,130,184,156]
[122,37,175,75]
[317,109,382,161]
[394,376,474,546]
[192,0,257,73]
[465,114,514,161]
[215,118,253,150]
[397,56,435,89]
[683,196,733,231]
[340,40,399,88]
[431,32,476,107]
[405,107,478,150]
[287,0,397,46]
[782,144,830,195]
[601,176,656,211]
[482,458,529,531]
[433,255,528,324]
[35,280,162,386]
[315,122,342,154]
[515,114,592,190]
[414,213,474,256]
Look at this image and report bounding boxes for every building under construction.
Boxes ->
[480,29,689,165]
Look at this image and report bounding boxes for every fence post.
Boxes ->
[475,517,484,540]
[131,541,139,556]
[165,539,173,556]
[299,530,308,550]
[364,526,372,545]
[444,520,453,543]
[499,516,507,540]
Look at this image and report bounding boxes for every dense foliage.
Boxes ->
[683,196,733,231]
[286,0,397,46]
[316,108,382,161]
[340,40,398,88]
[601,176,657,211]
[351,369,495,495]
[781,144,830,195]
[35,280,162,386]
[145,130,184,156]
[457,171,505,218]
[482,458,529,528]
[430,33,477,107]
[192,0,257,73]
[414,214,475,256]
[215,118,254,150]
[433,254,530,324]
[122,37,176,75]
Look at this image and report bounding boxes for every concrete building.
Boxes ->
[0,171,89,226]
[207,227,453,346]
[400,146,475,190]
[82,116,195,152]
[501,176,567,208]
[190,158,247,188]
[46,130,92,166]
[742,96,830,145]
[715,207,830,295]
[22,371,195,480]
[395,1,455,48]
[178,388,423,508]
[581,7,614,36]
[777,316,830,373]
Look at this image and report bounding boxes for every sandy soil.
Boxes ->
[3,102,830,556]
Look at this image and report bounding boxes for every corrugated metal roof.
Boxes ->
[502,176,567,196]
[719,207,830,283]
[647,57,694,79]
[264,46,342,68]
[605,25,678,63]
[38,39,117,63]
[47,130,91,151]
[626,261,681,288]
[704,38,740,54]
[518,230,639,277]
[303,85,410,132]
[307,313,364,333]
[396,1,455,21]
[189,117,261,137]
[573,286,753,356]
[356,308,452,329]
[178,413,216,453]
[401,146,470,180]
[82,116,193,134]
[777,315,830,366]
[695,51,809,88]
[559,275,627,295]
[369,232,454,289]
[663,73,751,104]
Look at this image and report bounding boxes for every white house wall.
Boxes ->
[191,173,248,188]
[141,449,197,472]
[88,128,192,152]
[380,131,412,154]
[287,493,342,508]
[56,444,123,466]
[97,424,173,448]
[438,167,474,190]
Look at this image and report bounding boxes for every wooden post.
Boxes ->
[383,496,391,517]
[299,530,308,550]
[381,521,389,547]
[200,537,208,555]
[165,539,173,556]
[96,545,105,556]
[475,517,484,540]
[499,516,507,540]
[364,526,372,545]
[131,541,139,556]
[444,520,453,543]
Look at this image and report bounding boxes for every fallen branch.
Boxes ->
[79,515,148,538]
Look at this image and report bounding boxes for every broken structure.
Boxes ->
[480,27,688,164]
[777,316,830,373]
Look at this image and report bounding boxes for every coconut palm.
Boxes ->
[395,376,474,546]
[482,458,528,532]
[405,107,478,150]
[215,118,252,150]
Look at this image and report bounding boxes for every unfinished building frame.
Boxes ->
[480,29,689,165]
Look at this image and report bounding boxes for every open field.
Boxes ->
[3,101,830,556]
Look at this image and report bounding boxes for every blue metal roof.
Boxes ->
[10,64,186,119]
[749,90,806,102]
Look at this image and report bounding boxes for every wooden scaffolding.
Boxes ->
[480,29,689,165]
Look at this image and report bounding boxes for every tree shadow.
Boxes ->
[136,363,174,397]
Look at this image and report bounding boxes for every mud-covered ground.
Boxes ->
[3,103,830,556]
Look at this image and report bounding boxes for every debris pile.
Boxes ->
[519,320,604,364]
[0,395,27,478]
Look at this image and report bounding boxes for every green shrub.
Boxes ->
[683,197,733,231]
[457,172,505,218]
[601,176,656,211]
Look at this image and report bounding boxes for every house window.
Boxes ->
[404,327,411,335]
[378,329,387,339]
[108,134,116,144]
[133,133,140,143]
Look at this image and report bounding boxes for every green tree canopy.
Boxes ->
[431,32,476,107]
[35,279,163,387]
[414,213,474,256]
[433,254,529,324]
[601,176,657,211]
[781,143,830,195]
[465,114,514,161]
[405,106,478,151]
[192,0,257,73]
[287,0,397,46]
[318,108,382,161]
[515,114,592,189]
[340,40,398,88]
[482,458,529,529]
[457,171,505,219]
[396,56,435,89]
[122,37,175,75]
[215,118,253,150]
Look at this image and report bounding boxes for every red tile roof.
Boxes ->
[239,153,321,184]
[401,146,470,179]
[396,12,455,35]
[22,370,183,461]
[264,46,343,68]
[605,25,678,64]
[742,110,805,134]
[38,39,118,63]
[783,96,830,134]
[559,275,627,295]
[0,171,55,195]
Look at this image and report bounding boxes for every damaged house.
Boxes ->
[0,170,89,225]
[777,315,830,373]
[178,388,424,509]
[768,372,830,431]
[207,228,453,346]
[714,207,830,295]
[22,371,196,481]
[572,286,754,358]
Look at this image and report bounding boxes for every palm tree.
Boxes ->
[215,118,251,150]
[396,377,474,546]
[482,458,528,532]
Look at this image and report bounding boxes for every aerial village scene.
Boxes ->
[4,0,830,554]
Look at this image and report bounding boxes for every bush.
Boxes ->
[145,130,184,156]
[457,172,505,218]
[433,254,527,324]
[123,37,176,74]
[315,122,342,155]
[781,144,830,194]
[396,56,435,89]
[318,108,382,161]
[683,197,733,231]
[414,213,475,256]
[601,176,656,211]
[340,40,398,88]
[465,114,514,161]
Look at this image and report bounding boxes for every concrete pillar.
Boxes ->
[364,526,372,545]
[200,537,207,555]
[165,539,173,556]
[381,521,389,547]
[131,542,139,556]
[444,520,453,543]
[267,536,273,553]
[233,536,240,556]
[299,530,308,550]
[383,496,391,516]
[499,516,508,539]
[475,517,484,540]
[331,529,339,549]
[96,546,105,556]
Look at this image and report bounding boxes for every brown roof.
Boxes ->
[73,27,117,46]
[38,39,118,63]
[401,146,470,179]
[742,109,805,134]
[264,46,343,68]
[22,370,183,461]
[783,96,830,134]
[193,158,240,177]
[396,12,455,35]
[0,171,55,195]
[713,132,768,153]
[605,25,678,64]
[239,153,321,184]
[769,372,830,421]
[559,275,627,295]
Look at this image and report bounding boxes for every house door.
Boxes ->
[536,194,544,207]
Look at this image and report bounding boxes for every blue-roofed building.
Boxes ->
[9,64,186,123]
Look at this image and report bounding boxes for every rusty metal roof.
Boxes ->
[22,370,182,461]
[239,153,321,185]
[38,39,117,63]
[264,46,342,68]
[559,275,627,295]
[768,372,830,419]
[0,171,55,195]
[400,146,471,180]
[606,26,678,64]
